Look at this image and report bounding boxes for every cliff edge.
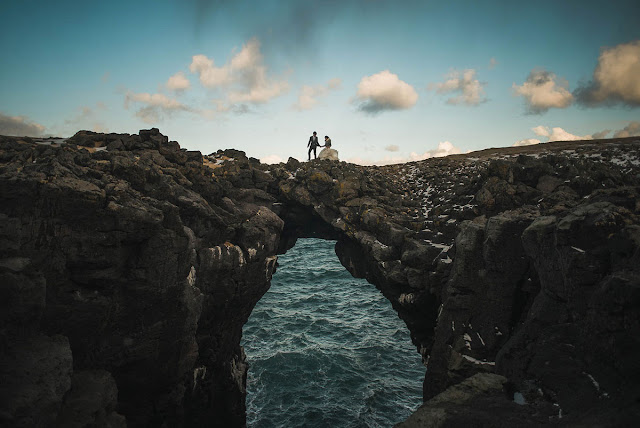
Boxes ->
[1,129,638,427]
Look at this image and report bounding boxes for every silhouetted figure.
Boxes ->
[308,131,320,160]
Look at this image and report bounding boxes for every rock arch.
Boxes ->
[1,130,639,427]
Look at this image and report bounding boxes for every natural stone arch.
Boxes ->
[272,190,441,358]
[1,130,639,427]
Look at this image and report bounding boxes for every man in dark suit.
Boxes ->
[307,131,320,161]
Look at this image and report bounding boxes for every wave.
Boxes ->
[243,238,424,428]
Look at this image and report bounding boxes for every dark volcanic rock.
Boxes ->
[395,373,556,428]
[1,131,639,427]
[0,334,73,428]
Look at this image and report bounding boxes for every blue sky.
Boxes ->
[1,0,639,164]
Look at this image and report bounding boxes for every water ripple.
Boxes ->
[242,238,424,427]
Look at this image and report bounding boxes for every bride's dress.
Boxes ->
[318,142,339,161]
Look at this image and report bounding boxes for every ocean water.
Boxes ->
[242,238,425,427]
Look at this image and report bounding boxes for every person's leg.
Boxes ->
[308,147,312,161]
[313,147,317,159]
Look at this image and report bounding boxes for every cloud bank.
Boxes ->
[354,70,418,114]
[574,40,640,107]
[516,121,640,147]
[514,125,591,146]
[532,125,591,142]
[432,69,487,106]
[512,69,573,114]
[613,121,640,138]
[0,113,45,136]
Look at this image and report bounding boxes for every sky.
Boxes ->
[1,0,639,165]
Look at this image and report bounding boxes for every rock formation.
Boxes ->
[1,128,638,427]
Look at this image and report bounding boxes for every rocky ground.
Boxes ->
[1,129,638,427]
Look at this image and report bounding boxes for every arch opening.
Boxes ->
[241,238,425,427]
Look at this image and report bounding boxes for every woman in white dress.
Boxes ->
[318,136,339,160]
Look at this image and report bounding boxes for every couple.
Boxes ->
[307,131,332,160]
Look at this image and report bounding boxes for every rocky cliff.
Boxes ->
[1,129,638,427]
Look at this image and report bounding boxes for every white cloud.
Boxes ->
[530,125,591,142]
[385,144,400,152]
[261,154,284,164]
[294,78,342,111]
[613,121,640,138]
[227,79,289,104]
[513,138,541,147]
[230,38,262,70]
[512,69,573,114]
[190,54,232,87]
[124,91,193,124]
[125,92,186,110]
[532,125,550,137]
[575,40,640,107]
[431,69,487,106]
[190,38,289,107]
[354,70,418,114]
[295,85,321,110]
[549,128,590,142]
[347,141,462,165]
[415,141,462,158]
[0,112,45,136]
[166,72,191,92]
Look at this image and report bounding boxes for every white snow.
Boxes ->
[583,372,600,392]
[461,355,495,366]
[463,333,472,350]
[186,266,197,287]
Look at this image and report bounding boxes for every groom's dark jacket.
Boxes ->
[308,135,319,148]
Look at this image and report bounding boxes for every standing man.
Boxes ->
[307,131,320,161]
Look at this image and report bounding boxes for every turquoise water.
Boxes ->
[242,238,425,427]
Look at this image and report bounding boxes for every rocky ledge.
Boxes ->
[1,129,639,427]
